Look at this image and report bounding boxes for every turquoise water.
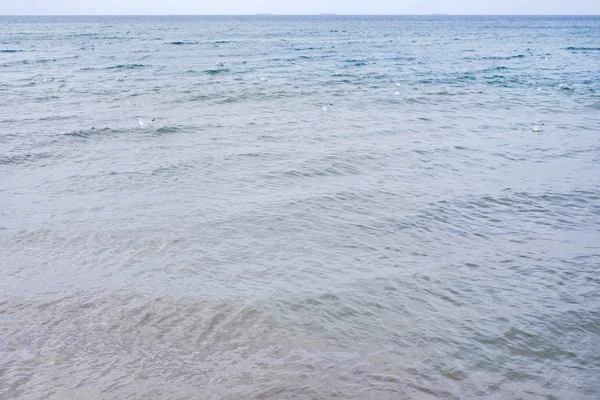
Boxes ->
[1,15,599,399]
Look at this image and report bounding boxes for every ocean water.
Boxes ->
[1,15,599,399]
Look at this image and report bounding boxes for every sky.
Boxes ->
[1,0,599,15]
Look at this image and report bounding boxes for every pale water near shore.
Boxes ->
[1,15,599,399]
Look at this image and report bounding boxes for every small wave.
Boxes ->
[281,160,361,179]
[457,73,476,82]
[62,127,120,139]
[155,126,181,134]
[257,134,278,142]
[65,130,94,139]
[105,64,148,70]
[217,96,242,104]
[151,162,193,176]
[405,97,427,104]
[344,59,370,66]
[566,47,600,51]
[64,128,101,139]
[293,47,323,51]
[168,41,198,45]
[203,69,229,75]
[479,55,525,60]
[0,49,23,53]
[484,75,522,86]
[36,58,58,64]
[189,94,213,101]
[413,149,431,155]
[236,152,263,158]
[0,152,53,166]
[587,102,600,110]
[39,115,73,121]
[482,66,509,72]
[387,56,417,62]
[67,33,100,38]
[35,95,60,102]
[1,59,29,67]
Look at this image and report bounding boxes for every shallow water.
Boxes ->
[1,15,599,399]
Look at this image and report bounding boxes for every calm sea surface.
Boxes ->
[1,15,599,399]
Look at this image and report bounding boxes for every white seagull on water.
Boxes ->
[138,117,155,128]
[532,123,544,132]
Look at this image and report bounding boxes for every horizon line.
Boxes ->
[1,13,599,17]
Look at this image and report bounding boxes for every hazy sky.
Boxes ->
[1,0,599,15]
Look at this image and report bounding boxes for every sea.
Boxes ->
[0,15,599,399]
